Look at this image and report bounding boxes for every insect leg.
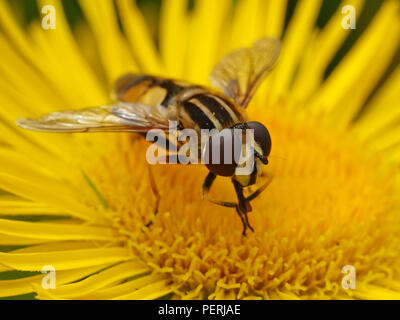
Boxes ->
[243,211,254,233]
[203,172,256,235]
[202,172,237,208]
[233,180,255,234]
[245,172,273,202]
[145,164,160,227]
[240,174,273,233]
[235,206,248,236]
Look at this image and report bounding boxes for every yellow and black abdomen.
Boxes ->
[180,93,246,132]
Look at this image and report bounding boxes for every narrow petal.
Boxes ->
[7,240,105,253]
[113,280,172,300]
[34,0,107,104]
[116,0,164,74]
[264,0,287,37]
[186,0,231,83]
[229,0,270,49]
[0,34,68,112]
[159,0,188,78]
[0,195,64,216]
[0,130,71,182]
[34,260,150,298]
[0,219,117,241]
[308,0,399,115]
[0,233,47,245]
[0,0,57,83]
[269,0,322,104]
[0,247,131,271]
[78,0,137,82]
[291,0,365,103]
[327,17,400,128]
[352,283,400,300]
[0,148,67,182]
[0,264,107,298]
[0,173,103,222]
[77,273,168,299]
[353,67,400,140]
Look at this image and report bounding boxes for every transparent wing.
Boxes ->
[16,102,171,133]
[209,37,281,109]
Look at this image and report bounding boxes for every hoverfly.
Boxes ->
[17,37,281,235]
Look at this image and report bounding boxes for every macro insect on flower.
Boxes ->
[1,0,399,301]
[16,37,281,236]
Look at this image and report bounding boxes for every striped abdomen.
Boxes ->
[113,74,247,133]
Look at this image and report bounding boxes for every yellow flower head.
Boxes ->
[0,0,399,300]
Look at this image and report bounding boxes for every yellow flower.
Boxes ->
[0,0,399,300]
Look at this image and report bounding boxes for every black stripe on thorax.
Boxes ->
[190,94,235,128]
[182,101,216,130]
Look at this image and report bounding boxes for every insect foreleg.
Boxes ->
[245,172,273,202]
[203,172,253,235]
[233,180,254,235]
[202,172,237,208]
[145,164,160,227]
[235,206,248,236]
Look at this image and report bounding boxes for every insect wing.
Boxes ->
[209,37,281,109]
[16,102,171,133]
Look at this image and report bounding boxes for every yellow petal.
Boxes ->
[78,0,137,83]
[353,66,400,140]
[308,0,399,115]
[265,0,287,38]
[327,16,400,128]
[0,34,67,112]
[269,0,322,104]
[0,218,117,241]
[113,279,172,300]
[352,283,400,300]
[0,202,64,216]
[0,264,107,298]
[79,273,168,299]
[0,173,103,222]
[0,123,68,172]
[0,247,131,271]
[116,0,164,74]
[159,0,188,78]
[0,195,60,216]
[35,260,149,298]
[229,0,269,49]
[8,240,104,253]
[186,0,231,83]
[35,0,107,104]
[0,148,66,182]
[0,233,47,245]
[291,0,365,103]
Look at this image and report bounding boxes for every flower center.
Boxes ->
[84,108,400,299]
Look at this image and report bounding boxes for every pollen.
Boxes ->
[85,107,400,299]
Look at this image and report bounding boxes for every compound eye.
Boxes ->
[203,129,240,177]
[246,121,271,157]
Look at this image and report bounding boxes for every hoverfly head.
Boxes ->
[203,122,271,186]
